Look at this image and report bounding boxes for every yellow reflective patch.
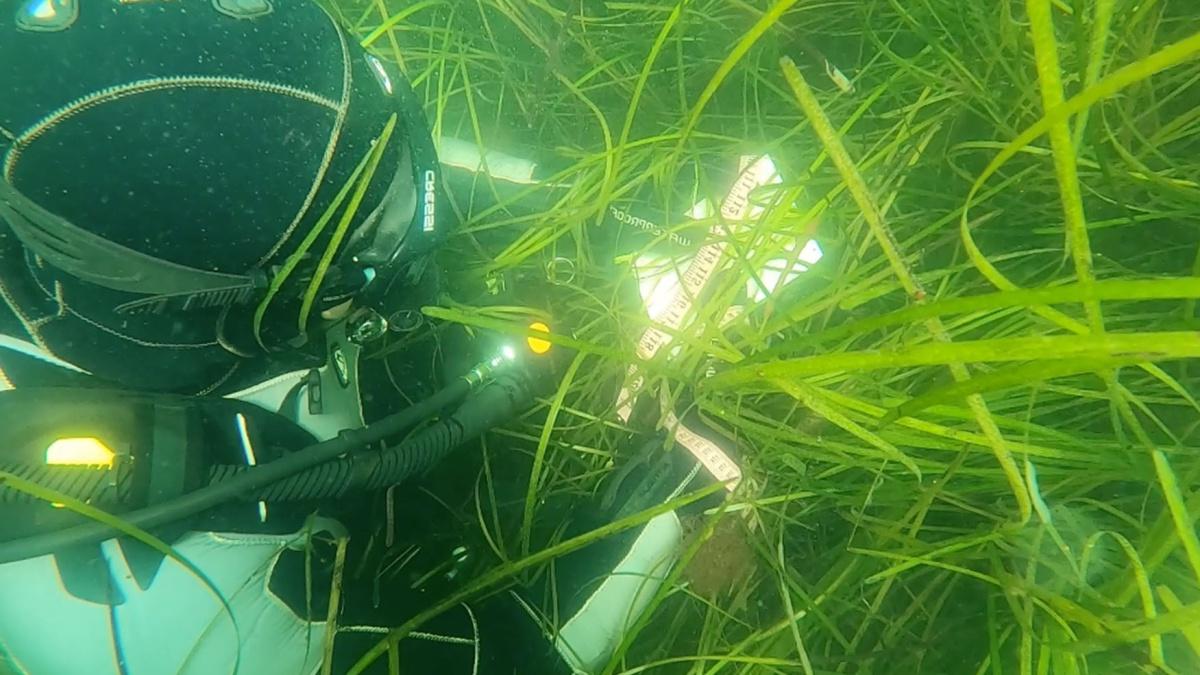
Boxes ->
[45,437,115,469]
[527,321,552,355]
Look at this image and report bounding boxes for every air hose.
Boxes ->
[208,372,530,501]
[0,361,532,563]
[0,465,132,505]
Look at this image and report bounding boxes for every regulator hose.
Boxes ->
[0,464,132,505]
[207,372,530,501]
[0,363,526,563]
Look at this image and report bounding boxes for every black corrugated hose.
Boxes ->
[0,367,529,563]
[207,371,530,501]
[0,464,132,505]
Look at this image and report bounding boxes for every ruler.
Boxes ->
[615,155,783,490]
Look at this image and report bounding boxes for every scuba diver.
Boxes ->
[0,1,718,673]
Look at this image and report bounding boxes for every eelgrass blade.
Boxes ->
[1151,450,1200,585]
[252,116,393,348]
[779,54,1029,520]
[521,351,586,556]
[298,113,398,334]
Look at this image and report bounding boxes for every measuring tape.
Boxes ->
[615,155,783,491]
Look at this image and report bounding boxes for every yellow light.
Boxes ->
[526,321,552,355]
[45,437,115,469]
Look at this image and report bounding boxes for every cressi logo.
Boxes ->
[422,170,437,233]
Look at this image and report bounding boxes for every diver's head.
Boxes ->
[0,0,439,363]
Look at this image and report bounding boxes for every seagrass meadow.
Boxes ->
[1,0,1193,673]
[322,0,1200,673]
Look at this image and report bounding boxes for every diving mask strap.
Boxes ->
[0,179,259,300]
